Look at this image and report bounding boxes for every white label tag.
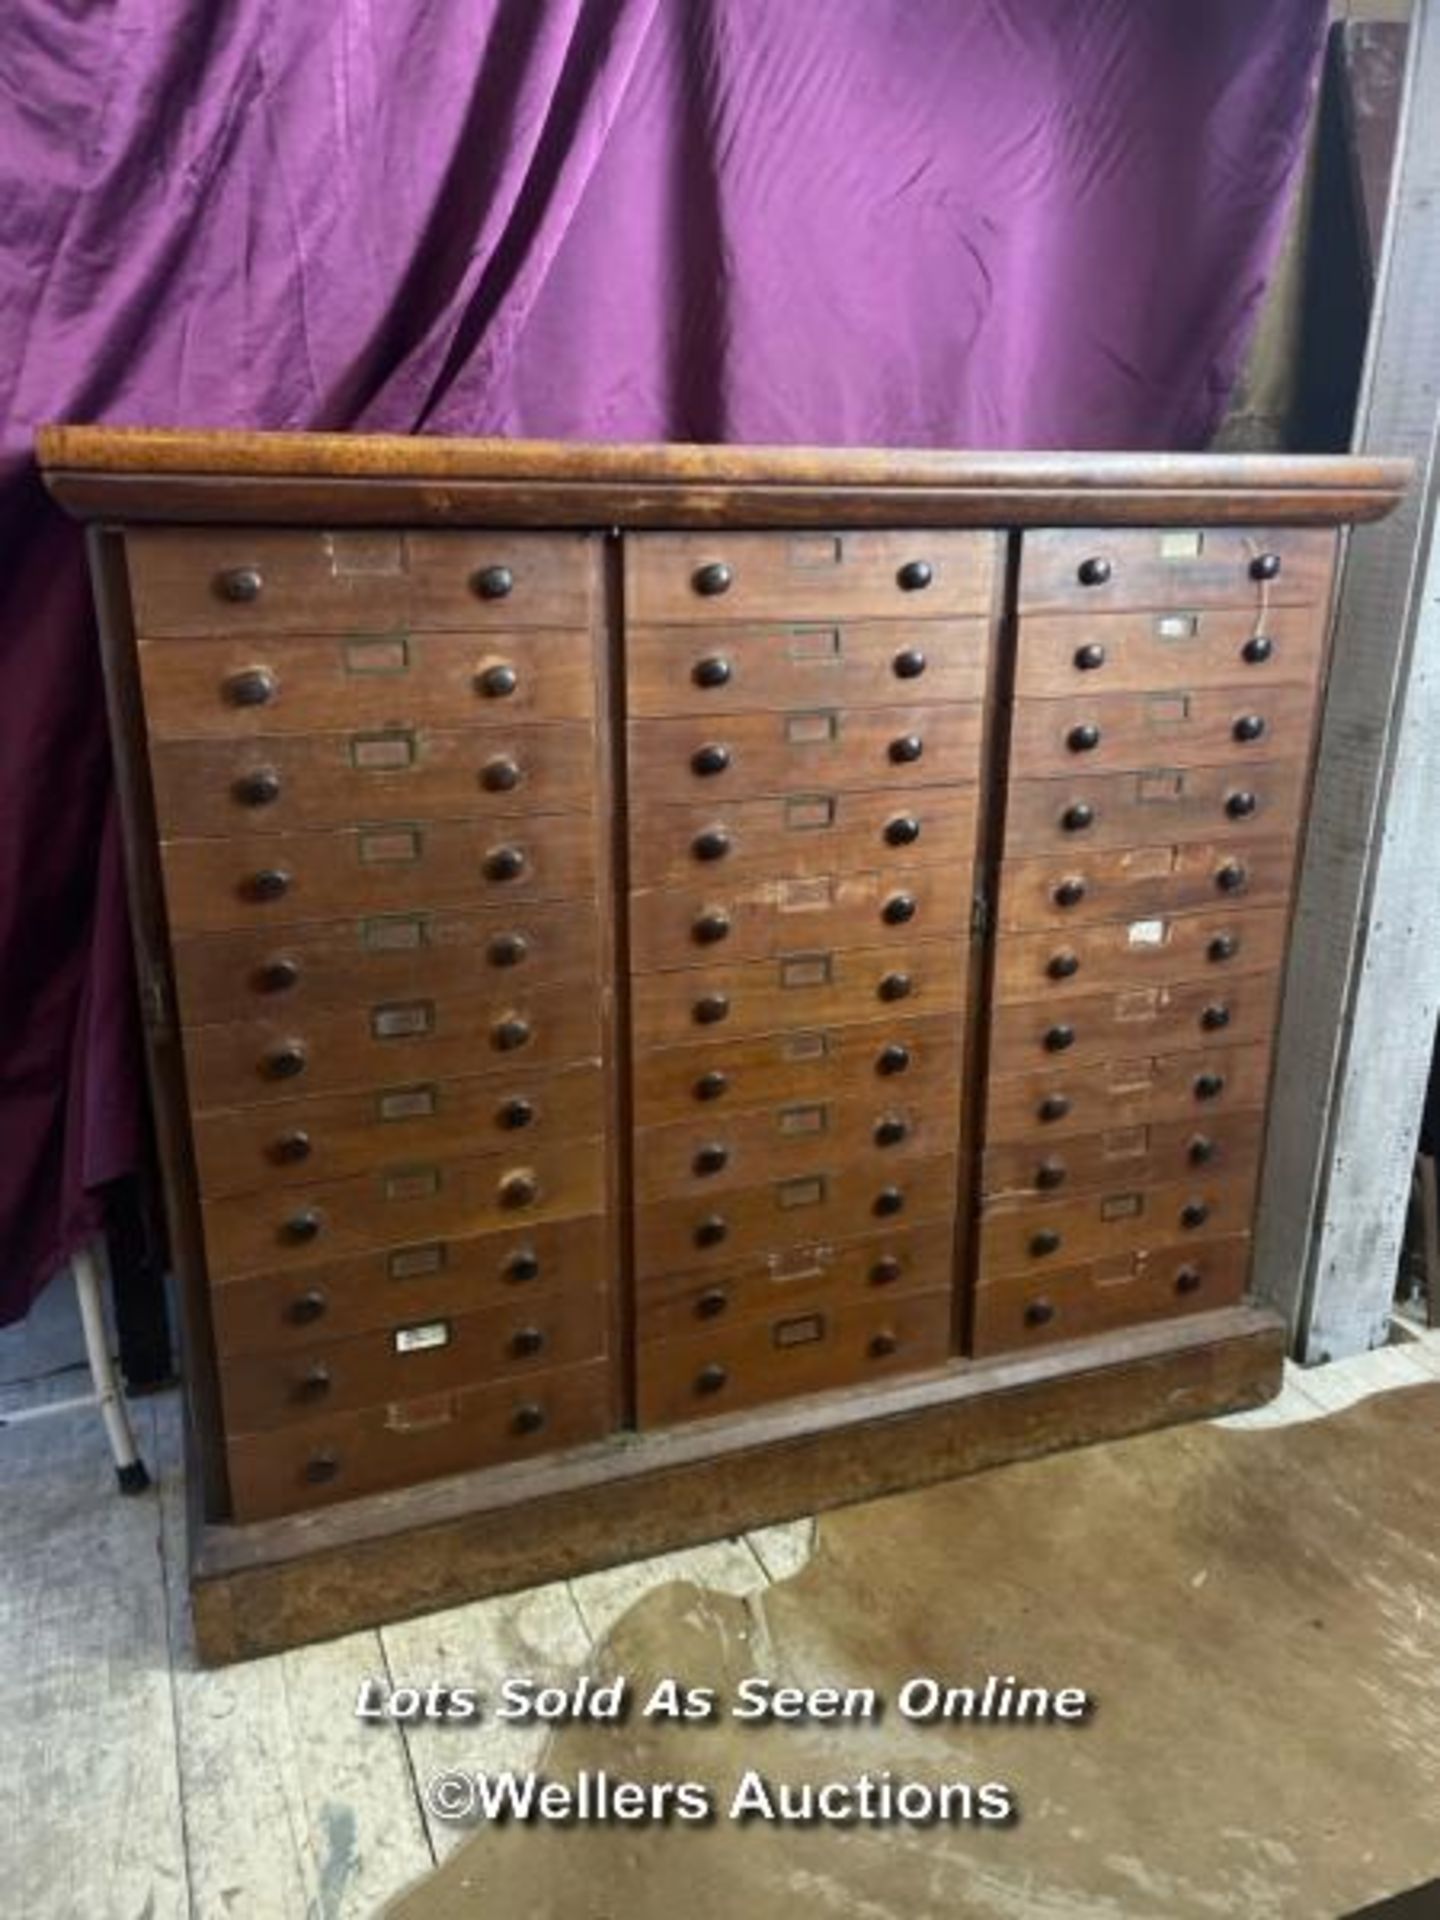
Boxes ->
[1127,919,1167,947]
[394,1320,451,1354]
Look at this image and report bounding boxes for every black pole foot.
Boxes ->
[116,1460,152,1496]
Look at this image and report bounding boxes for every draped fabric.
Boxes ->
[0,0,1327,1322]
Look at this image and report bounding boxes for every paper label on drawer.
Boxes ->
[777,1175,827,1210]
[1158,531,1205,559]
[362,914,429,951]
[359,826,422,865]
[780,952,832,989]
[777,1103,828,1136]
[787,535,844,570]
[383,1165,441,1201]
[785,626,842,660]
[388,1242,446,1280]
[1126,919,1167,947]
[377,1084,438,1121]
[773,1311,826,1348]
[1155,612,1200,639]
[394,1319,451,1354]
[785,794,836,831]
[342,636,410,674]
[325,532,405,576]
[1099,1191,1144,1222]
[1143,694,1192,728]
[779,876,834,912]
[785,710,839,745]
[1134,770,1187,804]
[781,1030,830,1062]
[351,731,416,770]
[385,1391,459,1431]
[372,1000,435,1039]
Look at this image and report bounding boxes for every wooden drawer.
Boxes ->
[202,1138,606,1280]
[995,838,1297,931]
[634,1153,958,1278]
[627,704,984,805]
[630,867,969,973]
[981,1106,1266,1205]
[991,904,1290,1005]
[1007,682,1319,779]
[139,631,595,735]
[630,940,965,1051]
[1018,527,1335,614]
[637,1288,952,1427]
[634,1087,957,1203]
[193,1059,605,1199]
[977,1170,1257,1282]
[1014,604,1327,697]
[634,1012,963,1130]
[1002,759,1308,856]
[150,724,595,836]
[626,619,990,716]
[988,973,1279,1077]
[970,1234,1251,1357]
[183,981,600,1111]
[635,1219,955,1343]
[225,1358,612,1521]
[630,785,979,891]
[127,528,598,635]
[209,1213,609,1358]
[219,1286,608,1433]
[161,814,596,935]
[983,1042,1272,1144]
[625,530,995,625]
[172,901,596,1025]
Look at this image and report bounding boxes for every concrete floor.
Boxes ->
[4,1275,1440,1919]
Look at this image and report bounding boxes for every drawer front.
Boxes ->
[193,1059,605,1198]
[172,902,597,1025]
[977,1170,1257,1282]
[987,973,1279,1077]
[635,1219,956,1343]
[630,941,965,1051]
[627,704,983,804]
[629,867,970,972]
[626,619,991,715]
[1002,759,1308,856]
[984,1042,1272,1144]
[226,1358,612,1521]
[184,982,600,1111]
[634,1154,957,1277]
[992,904,1289,1005]
[995,838,1297,932]
[1014,604,1327,697]
[625,530,996,625]
[1007,681,1319,779]
[209,1213,609,1358]
[202,1139,606,1279]
[139,631,596,733]
[637,1288,952,1427]
[1018,527,1336,615]
[970,1234,1251,1356]
[981,1106,1267,1205]
[218,1286,608,1432]
[161,814,596,934]
[634,1013,963,1130]
[127,528,598,635]
[151,724,596,835]
[634,1089,957,1203]
[630,785,979,891]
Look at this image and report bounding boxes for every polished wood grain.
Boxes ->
[987,971,1280,1076]
[1002,759,1309,855]
[991,904,1290,1004]
[226,1357,612,1521]
[1017,527,1337,613]
[192,1057,604,1198]
[983,1040,1273,1144]
[626,619,991,715]
[218,1285,608,1431]
[977,1169,1258,1281]
[994,837,1299,931]
[1006,681,1320,778]
[981,1106,1267,1204]
[970,1235,1251,1356]
[126,527,598,634]
[1014,604,1328,696]
[209,1212,609,1358]
[636,1287,952,1426]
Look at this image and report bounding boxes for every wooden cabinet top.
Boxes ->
[37,426,1409,528]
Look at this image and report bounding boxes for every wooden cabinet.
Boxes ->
[39,428,1406,1661]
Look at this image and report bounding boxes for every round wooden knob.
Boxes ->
[692,562,733,597]
[693,993,729,1026]
[885,814,921,846]
[696,1289,729,1319]
[692,827,730,862]
[1067,723,1101,753]
[869,1331,900,1357]
[1074,642,1106,671]
[1035,1159,1066,1191]
[889,734,924,764]
[873,1186,905,1217]
[870,1256,903,1286]
[692,911,730,945]
[692,743,731,776]
[492,1016,532,1051]
[255,956,300,993]
[695,1215,728,1248]
[244,867,291,903]
[1193,1072,1225,1101]
[1077,556,1112,587]
[235,767,281,806]
[1242,634,1274,665]
[1061,802,1094,832]
[298,1365,332,1399]
[1200,1003,1231,1031]
[693,1143,729,1176]
[1053,877,1087,908]
[1047,950,1080,980]
[217,565,264,603]
[283,1209,322,1244]
[1175,1266,1204,1295]
[1030,1229,1062,1258]
[487,932,529,967]
[477,663,518,698]
[1043,1024,1075,1052]
[878,972,912,1003]
[1024,1300,1056,1328]
[897,559,933,591]
[1232,714,1266,744]
[500,1171,539,1209]
[696,1363,729,1395]
[1215,861,1247,894]
[1180,1200,1210,1229]
[892,648,927,680]
[484,845,526,882]
[693,656,732,688]
[510,1326,545,1358]
[874,1116,908,1147]
[876,1043,911,1075]
[499,1097,534,1131]
[303,1452,340,1484]
[1038,1093,1071,1122]
[513,1403,547,1436]
[1188,1135,1216,1165]
[694,1068,729,1101]
[505,1249,541,1283]
[263,1042,307,1081]
[272,1130,312,1166]
[474,565,515,599]
[882,892,917,926]
[1225,791,1258,822]
[288,1288,327,1325]
[1208,933,1239,962]
[482,757,522,792]
[1250,552,1281,581]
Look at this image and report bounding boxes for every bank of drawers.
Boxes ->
[125,528,614,1518]
[624,530,995,1421]
[974,525,1336,1355]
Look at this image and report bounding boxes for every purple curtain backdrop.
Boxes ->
[0,0,1327,1324]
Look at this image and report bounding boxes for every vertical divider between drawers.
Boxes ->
[954,529,1022,1357]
